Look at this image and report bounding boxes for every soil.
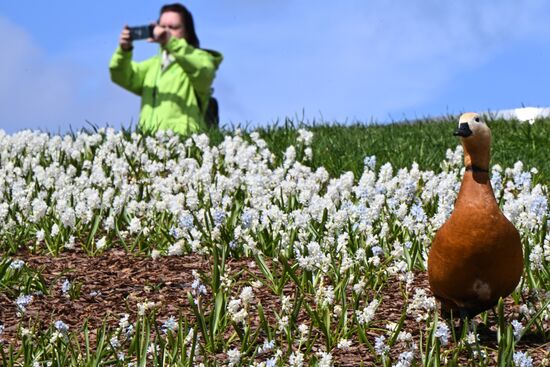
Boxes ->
[1,248,549,366]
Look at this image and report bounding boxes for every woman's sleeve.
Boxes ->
[163,37,222,96]
[109,47,153,96]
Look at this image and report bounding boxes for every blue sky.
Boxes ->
[1,1,549,133]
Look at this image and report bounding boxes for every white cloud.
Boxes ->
[201,0,550,124]
[1,1,549,133]
[0,17,139,133]
[0,17,76,131]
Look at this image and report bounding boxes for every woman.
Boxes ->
[110,3,222,135]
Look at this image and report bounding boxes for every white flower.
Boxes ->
[96,236,107,251]
[50,331,63,344]
[168,240,185,256]
[337,338,352,350]
[408,289,437,321]
[397,331,413,343]
[316,284,335,308]
[258,339,275,354]
[151,249,161,260]
[304,147,313,160]
[118,314,130,329]
[356,299,379,325]
[228,299,248,324]
[278,315,289,332]
[147,343,159,355]
[519,304,534,317]
[64,236,76,250]
[137,301,156,316]
[297,129,314,145]
[36,229,45,242]
[466,331,478,345]
[191,271,207,300]
[227,298,241,315]
[281,295,292,313]
[529,245,544,270]
[316,351,333,367]
[289,351,304,367]
[128,217,142,234]
[51,223,60,237]
[227,348,241,367]
[240,286,254,305]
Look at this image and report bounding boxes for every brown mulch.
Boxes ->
[1,248,549,366]
[1,249,209,343]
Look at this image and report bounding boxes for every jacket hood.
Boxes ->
[203,49,223,68]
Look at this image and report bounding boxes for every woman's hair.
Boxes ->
[160,3,200,48]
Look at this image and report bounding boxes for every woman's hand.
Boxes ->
[119,25,133,51]
[151,24,171,46]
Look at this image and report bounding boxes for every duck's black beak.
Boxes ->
[454,123,473,137]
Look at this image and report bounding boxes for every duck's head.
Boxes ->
[454,113,491,171]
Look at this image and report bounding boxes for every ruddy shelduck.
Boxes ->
[427,112,524,318]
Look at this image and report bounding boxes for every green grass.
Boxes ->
[211,115,550,182]
[1,115,548,366]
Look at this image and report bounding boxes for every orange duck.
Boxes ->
[427,112,524,318]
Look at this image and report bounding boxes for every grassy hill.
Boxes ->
[209,115,550,183]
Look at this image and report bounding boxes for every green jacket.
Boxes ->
[109,37,223,136]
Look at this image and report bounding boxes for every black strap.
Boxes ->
[465,165,489,173]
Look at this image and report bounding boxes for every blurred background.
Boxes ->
[1,0,550,133]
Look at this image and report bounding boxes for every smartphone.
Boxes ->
[128,25,154,41]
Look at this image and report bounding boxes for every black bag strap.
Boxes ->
[204,95,219,128]
[196,87,219,129]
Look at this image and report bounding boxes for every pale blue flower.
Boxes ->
[9,259,25,270]
[514,172,531,188]
[511,319,524,340]
[371,246,384,257]
[15,294,33,313]
[410,203,426,222]
[61,279,71,294]
[241,210,253,229]
[178,213,194,230]
[110,336,121,349]
[54,320,69,333]
[434,322,450,346]
[162,316,178,334]
[513,351,533,367]
[168,226,179,238]
[394,350,414,367]
[213,209,226,226]
[529,195,548,219]
[364,155,376,170]
[375,335,389,355]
